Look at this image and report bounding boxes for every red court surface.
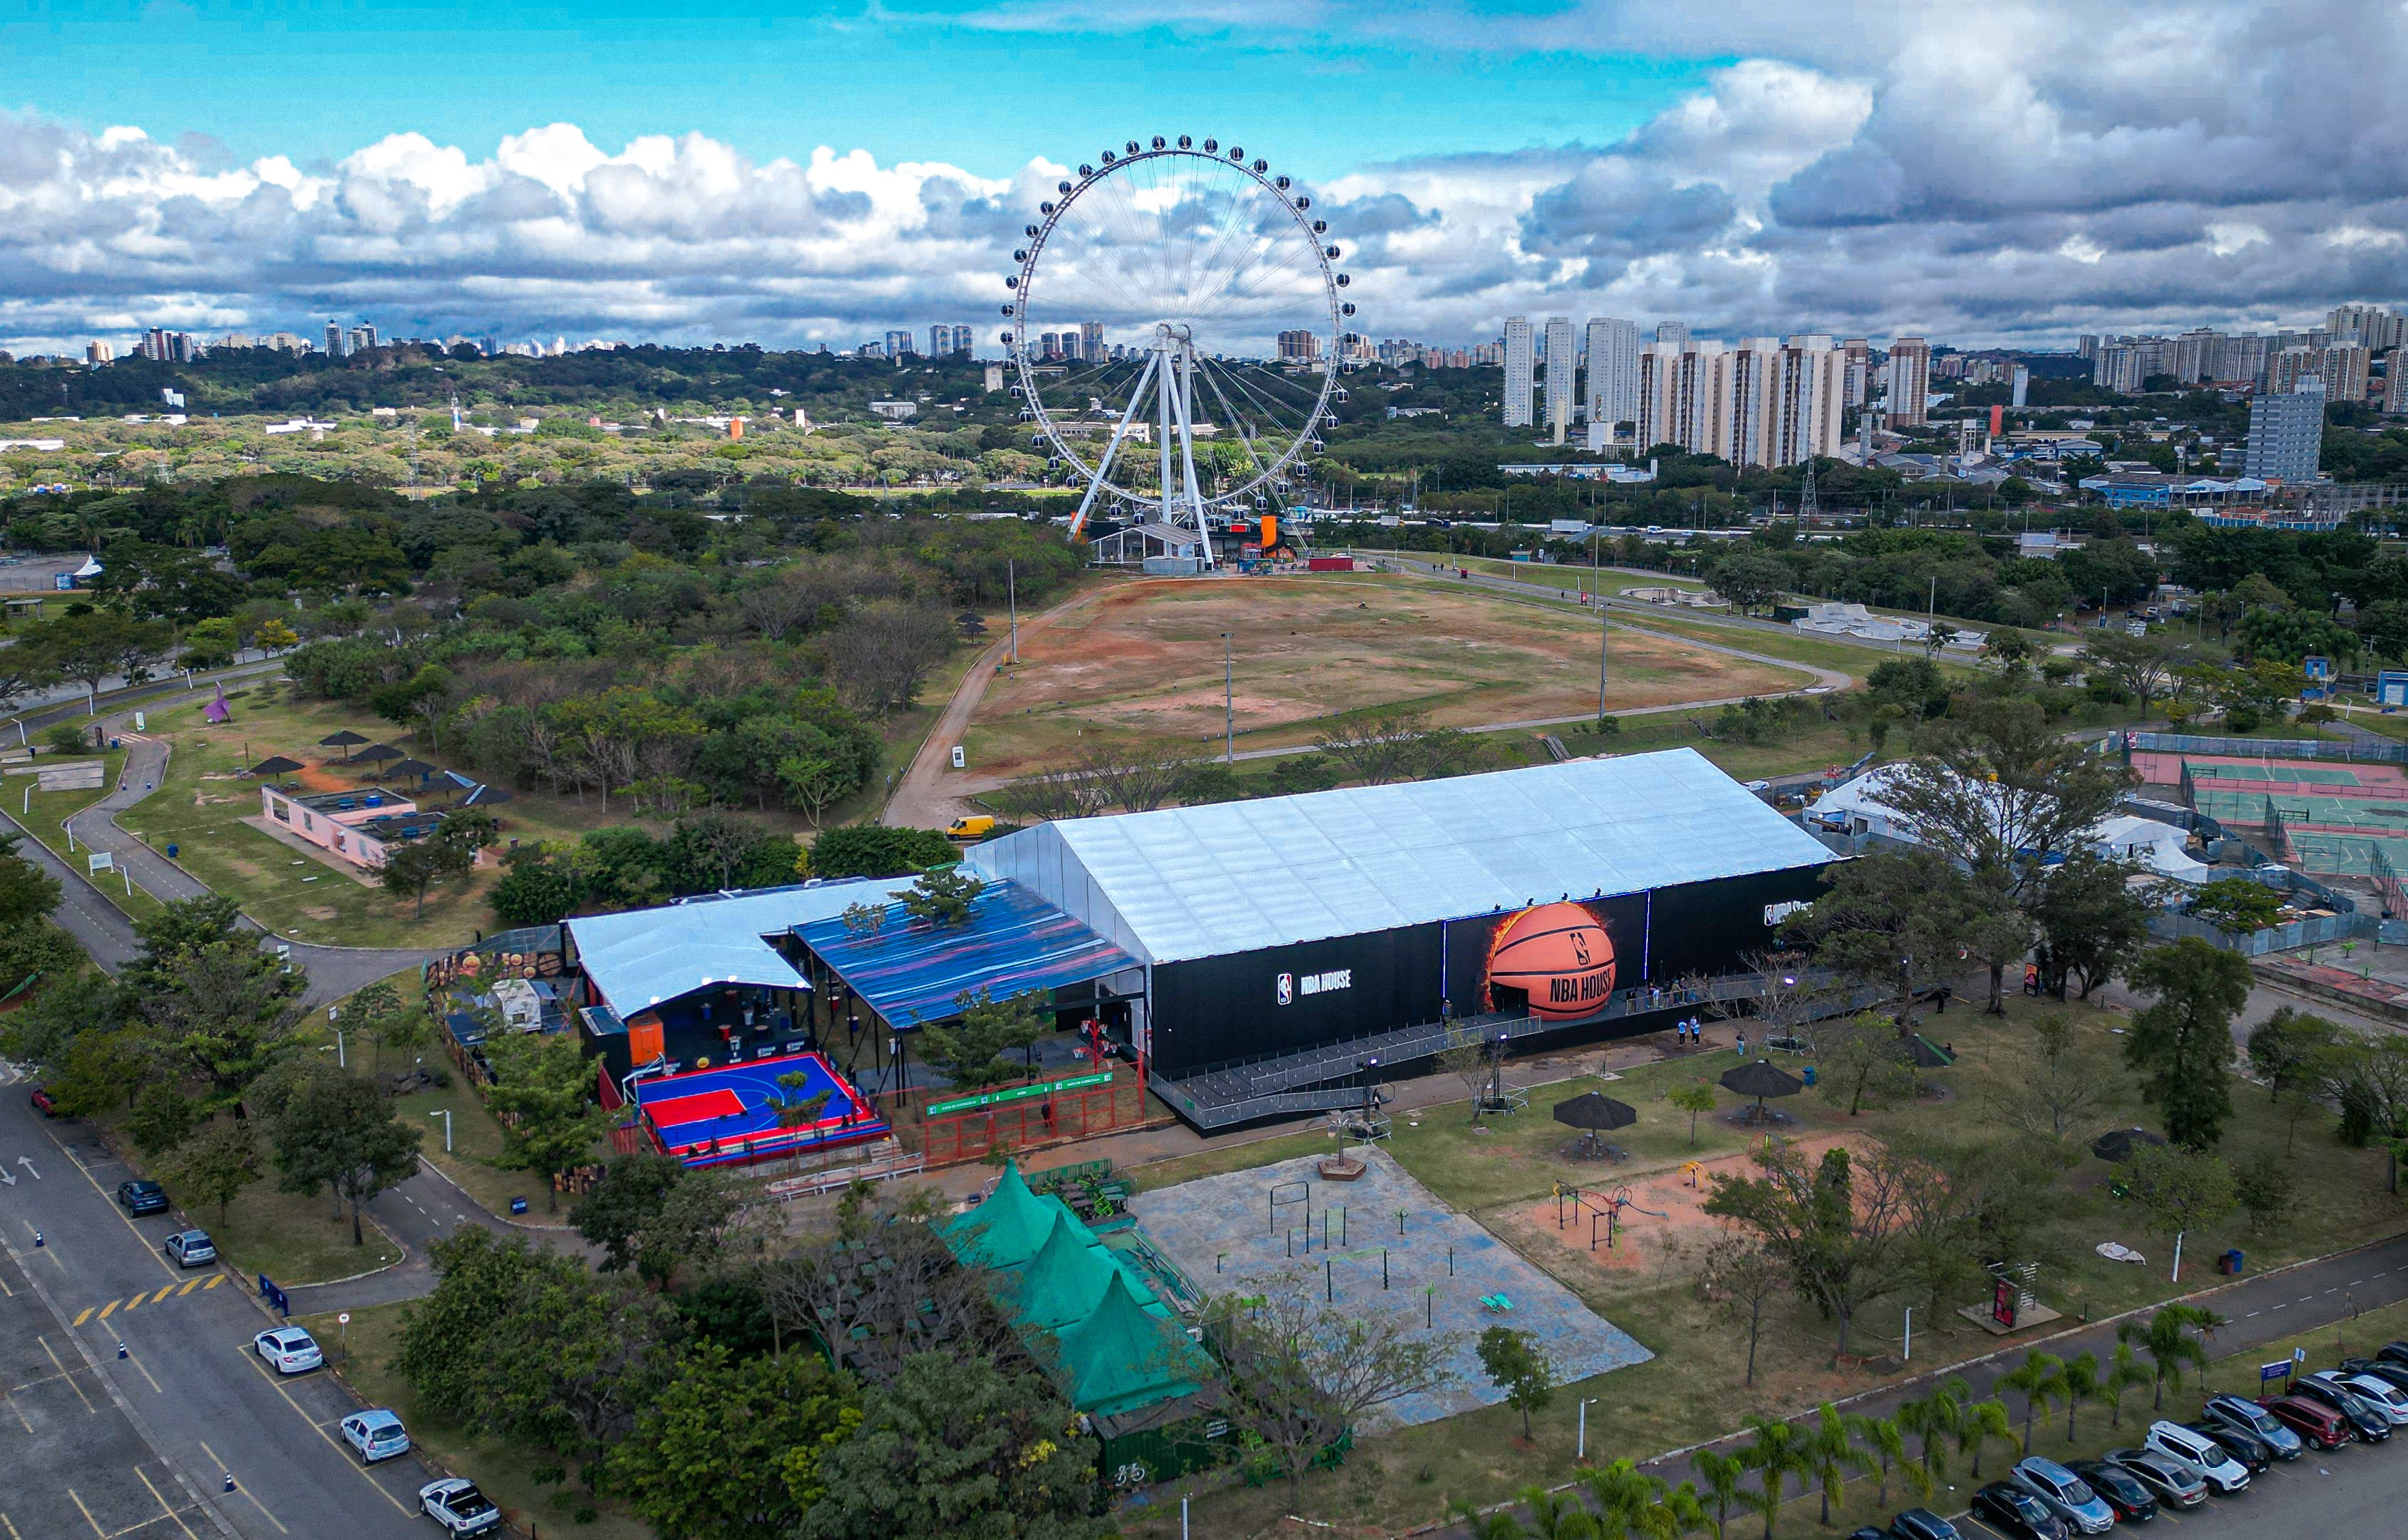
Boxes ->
[632,1050,887,1169]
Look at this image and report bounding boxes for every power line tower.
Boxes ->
[1799,457,1818,523]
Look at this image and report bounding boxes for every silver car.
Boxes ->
[2144,1420,2251,1494]
[2313,1370,2408,1426]
[2204,1393,2302,1457]
[2011,1456,2116,1536]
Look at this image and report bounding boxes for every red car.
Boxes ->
[27,1087,56,1116]
[2258,1394,2352,1449]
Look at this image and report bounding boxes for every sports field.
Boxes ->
[961,573,1813,776]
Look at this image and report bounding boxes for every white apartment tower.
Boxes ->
[1503,317,1535,428]
[1585,317,1640,433]
[1636,334,1845,468]
[1543,317,1576,444]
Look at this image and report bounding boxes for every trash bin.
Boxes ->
[509,1196,528,1215]
[2223,1248,2244,1275]
[1802,1065,1818,1087]
[165,844,177,858]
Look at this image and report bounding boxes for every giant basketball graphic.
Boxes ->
[1486,901,1617,1020]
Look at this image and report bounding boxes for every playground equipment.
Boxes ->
[1553,1181,1671,1251]
[1679,1161,1707,1189]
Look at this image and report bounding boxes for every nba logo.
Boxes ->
[1275,972,1293,1006]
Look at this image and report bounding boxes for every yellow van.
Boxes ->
[947,815,997,841]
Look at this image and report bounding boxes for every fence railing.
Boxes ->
[2146,909,2377,955]
[2129,731,2408,765]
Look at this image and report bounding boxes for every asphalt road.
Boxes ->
[0,1078,446,1540]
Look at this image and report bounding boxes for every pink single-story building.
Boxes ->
[259,785,484,871]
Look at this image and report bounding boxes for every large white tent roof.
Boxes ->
[970,749,1835,965]
[568,878,913,1014]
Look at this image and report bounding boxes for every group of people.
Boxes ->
[1672,1016,1709,1049]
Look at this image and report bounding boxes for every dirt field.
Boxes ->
[962,573,1812,776]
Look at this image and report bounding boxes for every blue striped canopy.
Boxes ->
[795,878,1138,1028]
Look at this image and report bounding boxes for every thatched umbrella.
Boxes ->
[1552,1090,1637,1159]
[353,743,403,766]
[2091,1126,2168,1163]
[319,729,369,761]
[383,756,440,784]
[1719,1059,1805,1121]
[248,754,304,777]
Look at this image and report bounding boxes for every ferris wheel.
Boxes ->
[1001,135,1354,566]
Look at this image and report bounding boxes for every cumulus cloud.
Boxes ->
[6,0,2408,352]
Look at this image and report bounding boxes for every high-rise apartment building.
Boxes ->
[324,321,346,359]
[2270,342,2370,401]
[1584,317,1639,431]
[1079,322,1103,362]
[885,329,917,359]
[86,340,113,364]
[1635,334,1843,467]
[2387,350,2408,415]
[2010,364,2029,409]
[1655,320,1689,346]
[1503,317,1535,428]
[2245,376,2325,483]
[1276,329,1320,363]
[930,324,954,357]
[1886,337,1932,426]
[2329,304,2404,353]
[1841,339,1871,410]
[1542,317,1575,443]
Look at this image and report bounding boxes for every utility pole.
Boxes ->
[1223,632,1235,764]
[1007,560,1019,664]
[1597,602,1610,724]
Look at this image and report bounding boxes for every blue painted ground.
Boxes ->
[1127,1146,1653,1430]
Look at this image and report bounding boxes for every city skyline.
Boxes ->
[0,1,2396,355]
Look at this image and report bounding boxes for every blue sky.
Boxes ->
[1,1,1711,177]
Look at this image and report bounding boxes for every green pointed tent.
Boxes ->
[1008,1211,1121,1330]
[1052,1272,1208,1420]
[942,1161,1057,1270]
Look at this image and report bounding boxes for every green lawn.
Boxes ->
[6,749,166,919]
[1114,989,2408,1536]
[176,1173,403,1283]
[294,1300,651,1540]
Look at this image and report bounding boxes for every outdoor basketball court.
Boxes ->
[632,1050,888,1169]
[1126,1147,1652,1429]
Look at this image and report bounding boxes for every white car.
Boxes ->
[2144,1420,2251,1494]
[418,1478,501,1536]
[339,1409,410,1464]
[252,1326,321,1374]
[2312,1370,2408,1426]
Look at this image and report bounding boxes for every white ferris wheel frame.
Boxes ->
[1000,138,1351,568]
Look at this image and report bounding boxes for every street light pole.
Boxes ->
[1223,632,1235,764]
[428,1109,452,1152]
[1007,559,1019,665]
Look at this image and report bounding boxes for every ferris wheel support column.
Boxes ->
[1069,351,1159,539]
[1155,333,1176,533]
[1172,344,1213,570]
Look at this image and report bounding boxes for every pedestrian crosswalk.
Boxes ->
[72,1273,223,1325]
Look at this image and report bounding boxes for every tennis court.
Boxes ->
[632,1050,889,1169]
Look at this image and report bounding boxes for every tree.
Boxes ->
[1076,742,1196,813]
[2059,1350,2103,1442]
[618,1343,862,1540]
[899,864,984,928]
[801,1351,1109,1540]
[2123,1143,2235,1275]
[1669,1082,1718,1146]
[2118,1304,2221,1410]
[2103,1342,2151,1428]
[1802,1402,1858,1528]
[808,823,958,879]
[1954,1397,2018,1480]
[126,1080,197,1157]
[1815,1012,1918,1116]
[137,928,304,1107]
[1997,1350,2066,1452]
[1691,1449,1748,1538]
[2029,852,2149,999]
[2233,1153,2295,1233]
[480,1029,604,1212]
[1734,1412,1811,1539]
[378,807,495,918]
[270,1067,424,1244]
[2191,876,2282,936]
[822,601,955,714]
[571,1151,688,1275]
[1704,1140,1920,1358]
[2079,631,2176,719]
[1478,1325,1554,1439]
[0,831,61,933]
[1783,848,1970,1015]
[1203,1289,1453,1504]
[1896,1380,1967,1483]
[2248,1007,2341,1101]
[1437,1022,1493,1123]
[1314,709,1441,786]
[1846,1412,1928,1514]
[1710,552,1794,615]
[1984,1014,2120,1141]
[2124,938,2251,1148]
[916,989,1046,1090]
[163,1116,263,1222]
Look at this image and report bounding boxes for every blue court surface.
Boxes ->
[1126,1147,1653,1430]
[632,1050,887,1169]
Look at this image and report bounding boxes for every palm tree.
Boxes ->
[1998,1350,2067,1450]
[1518,1486,1602,1540]
[1454,1504,1530,1540]
[1954,1398,2018,1480]
[2120,1304,2218,1410]
[1801,1402,1858,1527]
[2059,1351,2104,1442]
[1582,1459,1665,1535]
[1692,1448,1748,1537]
[1655,1482,1712,1540]
[2104,1342,2152,1429]
[1845,1411,1928,1512]
[1898,1377,1968,1483]
[1736,1415,1812,1539]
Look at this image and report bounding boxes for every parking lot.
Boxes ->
[1948,1434,2405,1539]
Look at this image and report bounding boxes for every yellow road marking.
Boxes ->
[97,1300,117,1320]
[37,1338,94,1415]
[121,1292,139,1312]
[230,1348,413,1516]
[197,1444,287,1536]
[132,1468,198,1540]
[73,1307,93,1326]
[202,1275,222,1290]
[65,1487,103,1539]
[150,1285,176,1305]
[176,1278,199,1295]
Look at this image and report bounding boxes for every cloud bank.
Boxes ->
[4,0,2403,353]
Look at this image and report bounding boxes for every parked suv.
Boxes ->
[114,1179,168,1216]
[2142,1422,2250,1494]
[2257,1394,2354,1449]
[2010,1457,2116,1535]
[2311,1369,2408,1426]
[2203,1395,2302,1458]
